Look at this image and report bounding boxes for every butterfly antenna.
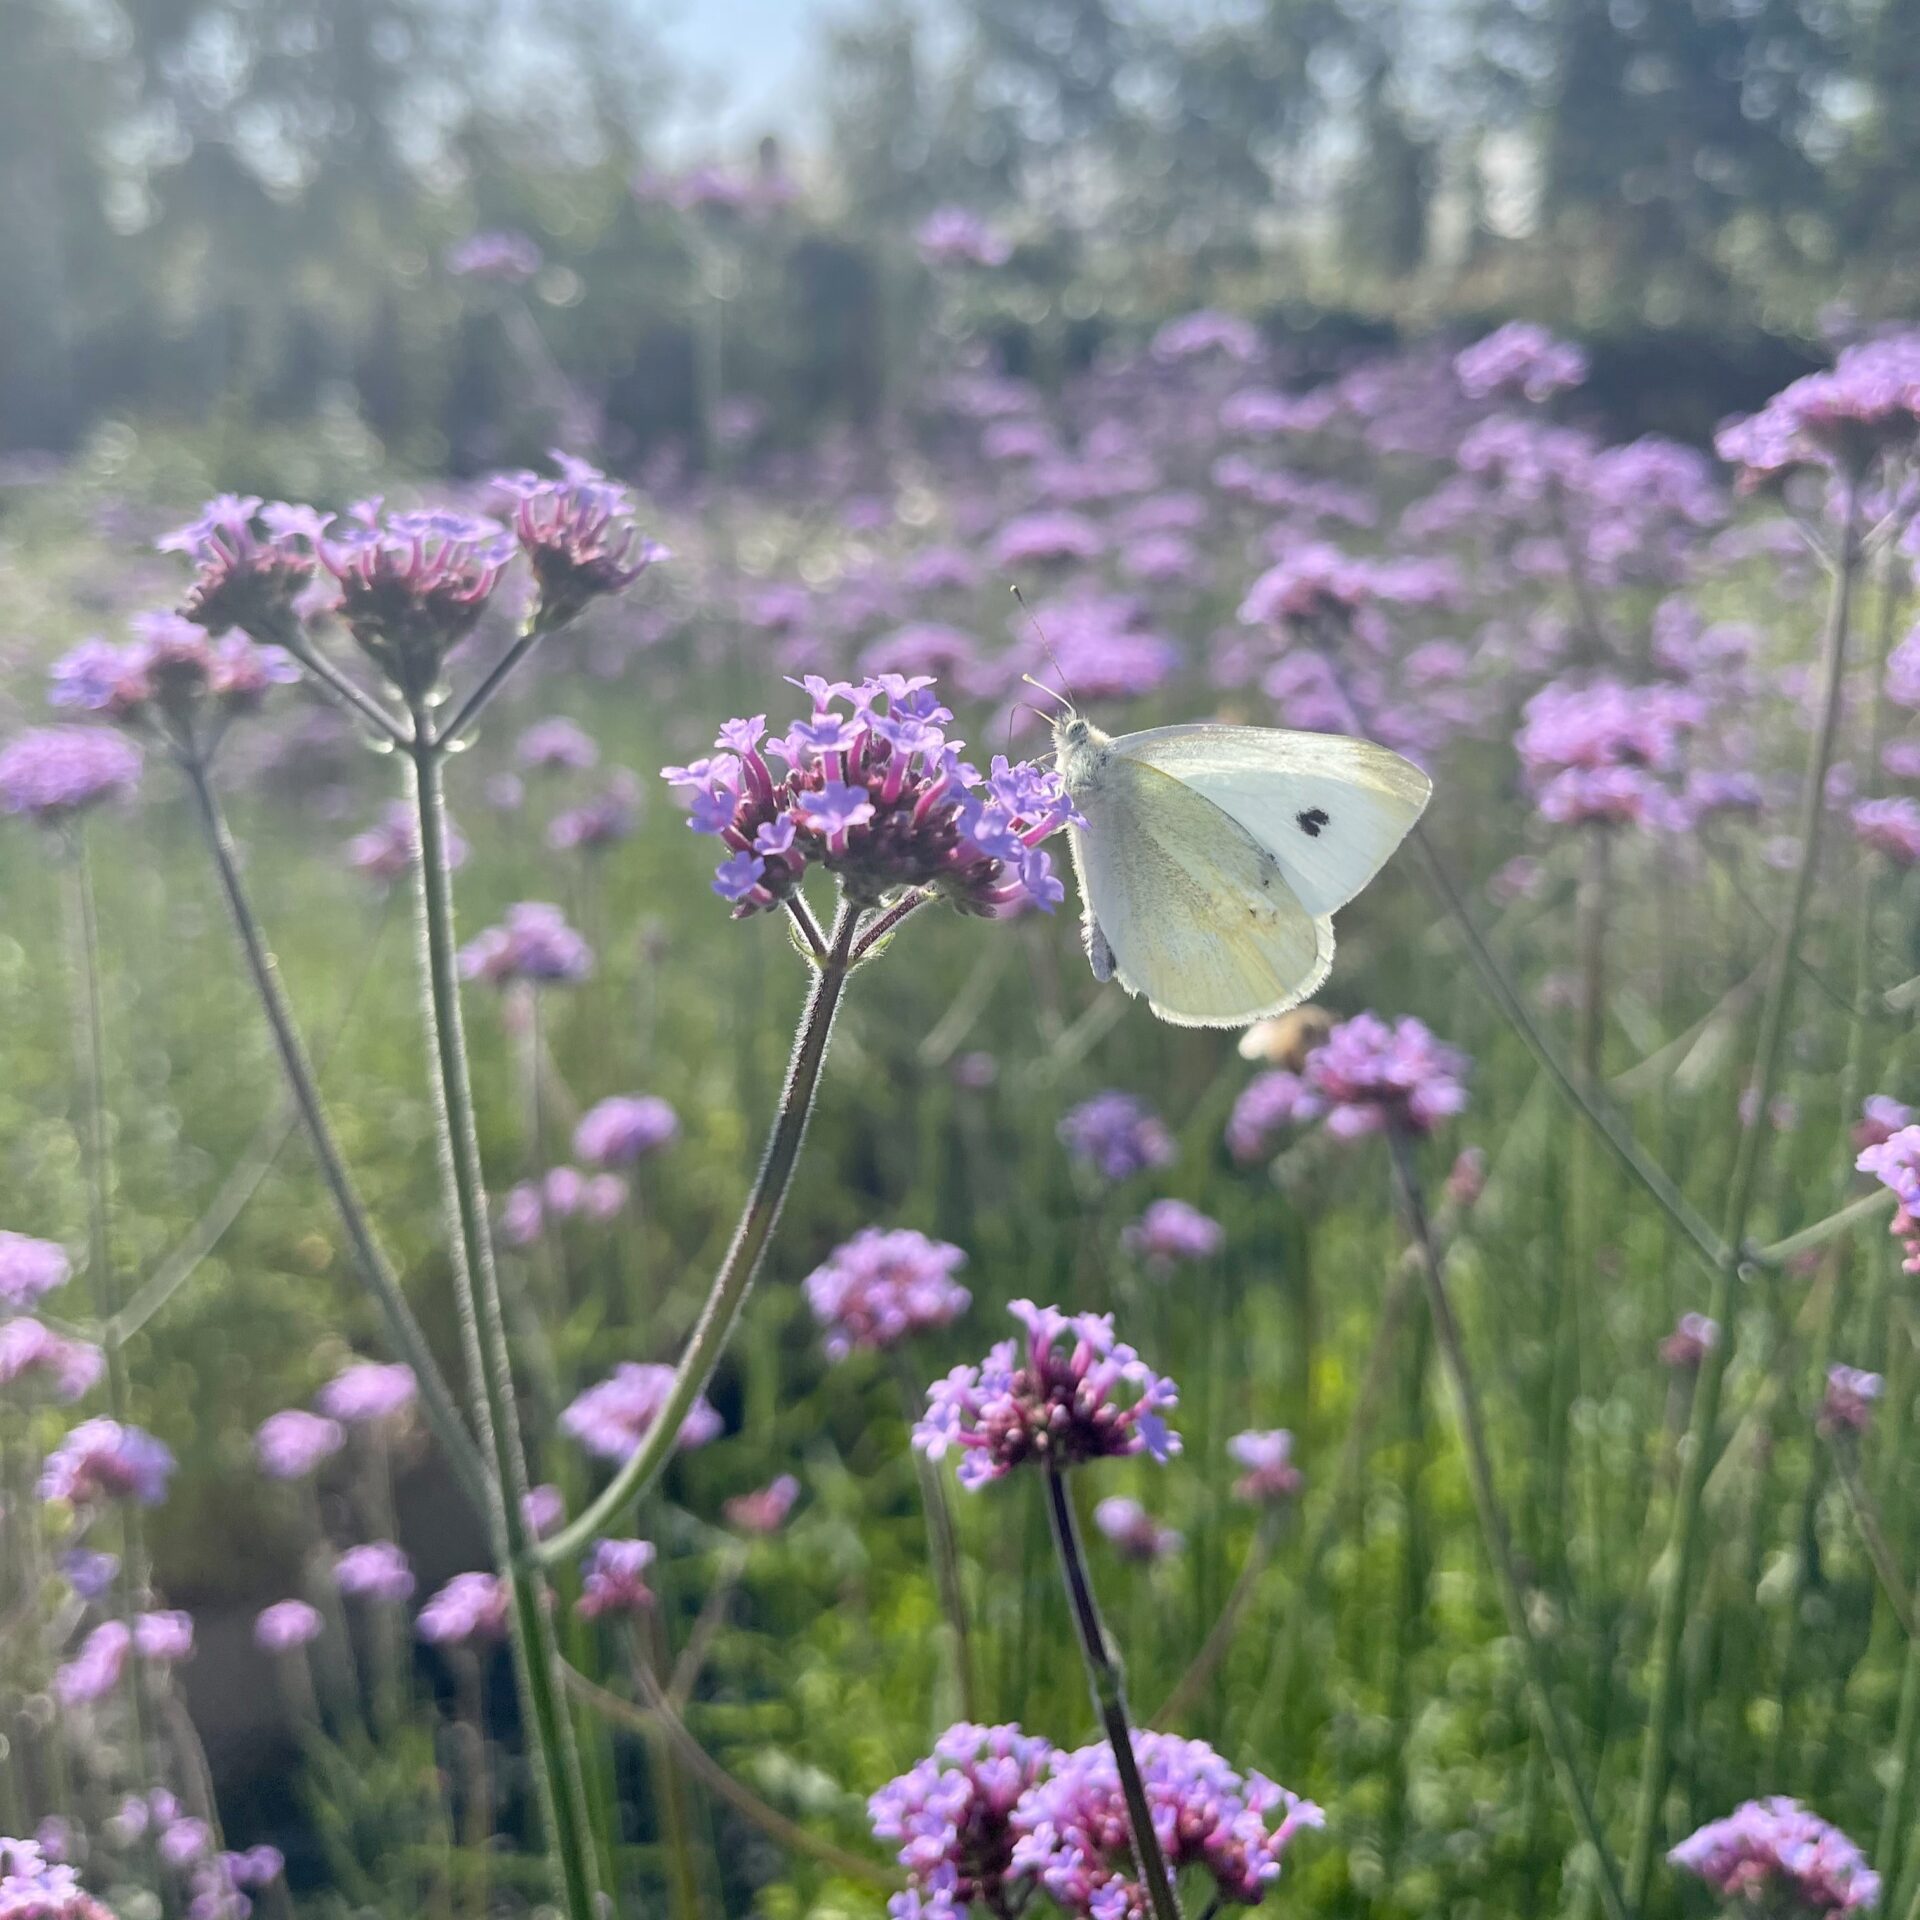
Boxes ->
[1010,584,1078,710]
[1020,673,1073,712]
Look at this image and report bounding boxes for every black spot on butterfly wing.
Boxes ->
[1297,807,1330,838]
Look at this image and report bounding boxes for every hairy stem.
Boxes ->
[405,714,599,1920]
[1044,1465,1184,1920]
[178,753,490,1514]
[1625,471,1861,1908]
[1387,1130,1633,1920]
[539,896,861,1565]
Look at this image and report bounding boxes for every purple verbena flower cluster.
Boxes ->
[575,1538,656,1619]
[803,1227,972,1360]
[915,1300,1180,1489]
[416,1572,511,1646]
[1092,1496,1183,1562]
[1669,1798,1879,1914]
[458,901,594,985]
[664,676,1077,916]
[560,1363,722,1462]
[723,1474,801,1535]
[0,1233,71,1309]
[1228,1429,1303,1504]
[1855,1123,1920,1272]
[1058,1093,1176,1182]
[491,454,667,622]
[0,1320,104,1404]
[1121,1199,1224,1267]
[38,1420,175,1507]
[573,1094,679,1167]
[0,729,143,824]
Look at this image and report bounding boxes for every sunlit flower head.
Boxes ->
[316,1360,418,1426]
[1058,1093,1175,1183]
[458,901,593,986]
[491,454,667,624]
[158,494,331,636]
[804,1227,971,1361]
[664,677,1077,918]
[915,1301,1180,1489]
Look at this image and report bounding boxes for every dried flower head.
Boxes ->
[915,1300,1180,1489]
[665,676,1077,916]
[804,1227,972,1361]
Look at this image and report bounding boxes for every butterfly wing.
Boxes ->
[1070,752,1334,1028]
[1112,724,1430,919]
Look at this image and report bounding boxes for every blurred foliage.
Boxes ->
[5,0,1920,470]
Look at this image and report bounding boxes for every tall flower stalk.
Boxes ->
[1624,469,1862,1906]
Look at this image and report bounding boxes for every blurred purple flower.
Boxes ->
[0,1319,104,1403]
[445,230,542,282]
[1152,309,1260,363]
[516,717,599,772]
[916,207,1011,268]
[561,1363,722,1462]
[724,1474,800,1535]
[346,801,467,884]
[1851,796,1920,864]
[1229,1429,1303,1504]
[316,1360,417,1426]
[39,1419,174,1506]
[334,1542,416,1604]
[1058,1093,1176,1183]
[254,1600,323,1653]
[1454,322,1587,403]
[159,494,329,636]
[804,1227,971,1361]
[1121,1199,1223,1267]
[492,454,667,621]
[1306,1012,1471,1139]
[575,1538,656,1619]
[459,901,593,985]
[416,1571,511,1646]
[1227,1071,1325,1162]
[574,1095,679,1167]
[1659,1313,1721,1371]
[0,728,143,823]
[1819,1364,1883,1436]
[253,1409,345,1481]
[1092,1495,1182,1562]
[0,1232,71,1308]
[1670,1797,1878,1913]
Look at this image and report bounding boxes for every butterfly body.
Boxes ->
[1053,713,1430,1028]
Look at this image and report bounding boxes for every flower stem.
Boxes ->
[405,712,600,1920]
[1152,1508,1281,1727]
[177,752,491,1516]
[1386,1130,1632,1920]
[1624,470,1861,1910]
[538,895,861,1566]
[436,613,552,751]
[1828,1436,1917,1643]
[61,833,151,1785]
[893,1352,979,1720]
[1043,1464,1184,1920]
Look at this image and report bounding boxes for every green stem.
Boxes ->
[436,613,552,750]
[1829,1437,1917,1643]
[1152,1509,1282,1727]
[894,1353,980,1720]
[1386,1131,1633,1920]
[405,715,599,1920]
[539,896,861,1566]
[1044,1465,1184,1920]
[177,753,490,1516]
[61,835,150,1786]
[1624,469,1861,1909]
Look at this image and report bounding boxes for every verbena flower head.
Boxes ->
[1122,1199,1224,1267]
[1092,1495,1183,1561]
[253,1409,345,1480]
[0,1233,71,1309]
[445,229,542,281]
[1819,1365,1883,1437]
[517,716,600,772]
[1227,1071,1325,1162]
[0,728,143,824]
[253,1600,323,1653]
[346,801,467,884]
[574,1094,679,1167]
[38,1420,174,1506]
[915,1301,1180,1489]
[316,1360,417,1425]
[55,1614,194,1705]
[1010,1732,1321,1918]
[1152,309,1260,363]
[560,1363,722,1461]
[724,1474,800,1534]
[522,1484,565,1539]
[1229,1429,1303,1504]
[416,1571,511,1646]
[664,677,1077,916]
[869,1722,1056,1920]
[492,454,667,624]
[1659,1313,1721,1371]
[458,901,593,985]
[1851,797,1920,865]
[0,1320,104,1404]
[334,1542,416,1604]
[1305,1012,1471,1139]
[1516,679,1700,830]
[158,494,329,636]
[1853,1095,1913,1152]
[0,1837,118,1920]
[1670,1798,1879,1914]
[1855,1123,1920,1272]
[804,1227,971,1360]
[1454,322,1588,403]
[1716,335,1920,487]
[60,1550,118,1601]
[50,619,296,740]
[575,1538,657,1619]
[916,207,1011,268]
[1058,1093,1176,1182]
[319,499,515,698]
[549,773,642,853]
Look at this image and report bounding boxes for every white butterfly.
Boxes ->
[1052,712,1431,1028]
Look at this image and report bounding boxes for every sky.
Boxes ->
[648,0,849,154]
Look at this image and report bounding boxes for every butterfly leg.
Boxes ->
[1082,909,1115,983]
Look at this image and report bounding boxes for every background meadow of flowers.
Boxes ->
[1,279,1918,1920]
